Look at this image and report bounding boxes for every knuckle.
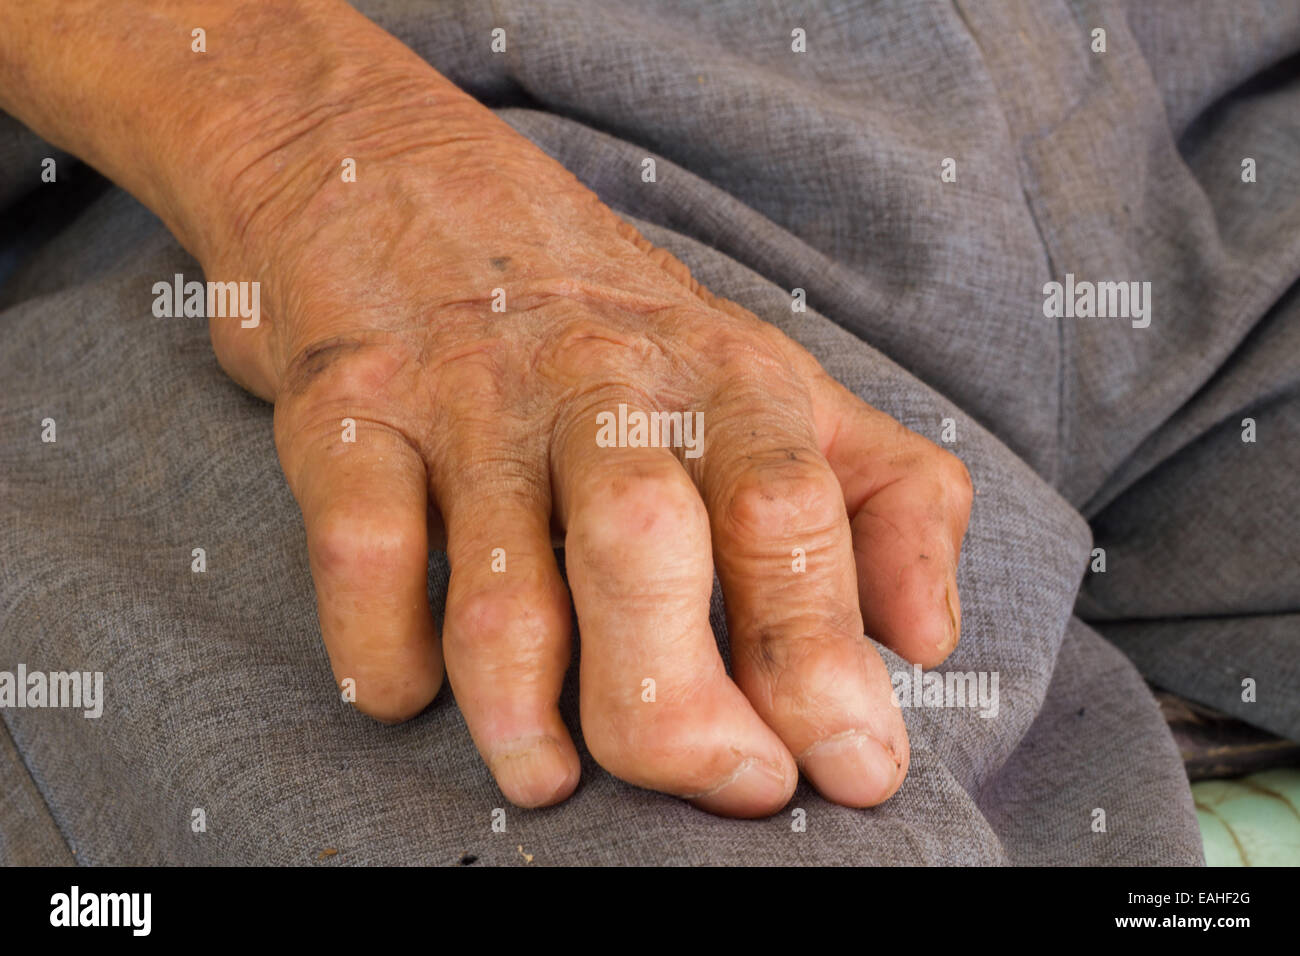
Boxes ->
[695,326,794,385]
[742,628,876,726]
[573,465,707,558]
[425,338,510,402]
[546,319,666,379]
[448,588,516,643]
[445,584,566,663]
[280,335,411,401]
[312,507,424,580]
[764,637,850,711]
[927,446,974,514]
[744,606,862,678]
[939,450,975,504]
[723,459,845,541]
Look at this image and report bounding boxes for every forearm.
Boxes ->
[0,0,496,266]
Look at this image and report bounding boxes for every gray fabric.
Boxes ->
[2,0,1295,865]
[0,718,73,865]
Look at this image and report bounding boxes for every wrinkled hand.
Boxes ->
[203,68,972,818]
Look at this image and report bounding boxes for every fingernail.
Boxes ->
[940,571,960,655]
[799,731,901,807]
[490,735,576,808]
[687,756,793,816]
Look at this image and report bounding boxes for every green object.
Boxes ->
[1193,769,1300,866]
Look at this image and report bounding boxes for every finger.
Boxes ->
[276,403,444,723]
[433,425,580,809]
[812,375,973,669]
[553,392,797,817]
[697,385,909,808]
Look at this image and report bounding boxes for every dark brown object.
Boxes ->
[1156,689,1300,780]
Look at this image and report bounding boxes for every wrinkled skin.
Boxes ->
[200,63,973,818]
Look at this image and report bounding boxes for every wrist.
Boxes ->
[0,0,499,269]
[154,4,498,270]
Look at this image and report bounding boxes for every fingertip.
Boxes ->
[688,753,798,818]
[858,531,962,668]
[489,734,581,809]
[798,730,907,808]
[340,659,444,725]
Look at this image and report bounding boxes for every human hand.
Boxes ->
[202,53,972,817]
